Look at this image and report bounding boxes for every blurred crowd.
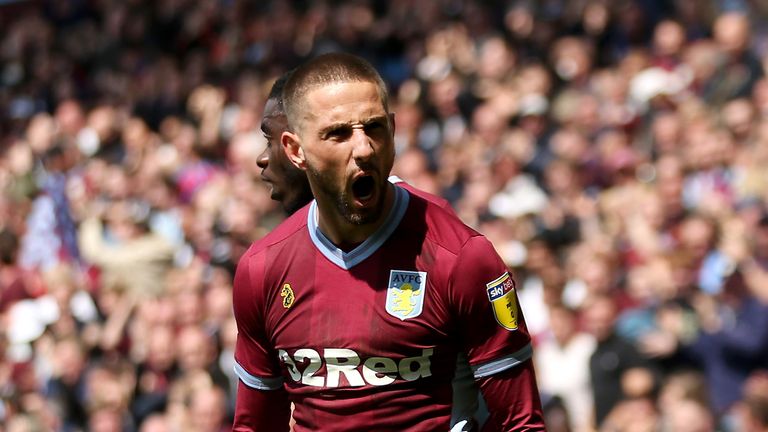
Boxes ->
[2,0,768,431]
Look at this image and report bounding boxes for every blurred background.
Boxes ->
[2,0,768,431]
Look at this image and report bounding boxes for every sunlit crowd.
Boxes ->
[2,1,768,431]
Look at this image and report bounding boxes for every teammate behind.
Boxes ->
[257,72,313,215]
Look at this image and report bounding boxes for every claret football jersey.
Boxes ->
[233,185,532,431]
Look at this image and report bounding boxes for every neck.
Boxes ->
[315,183,395,246]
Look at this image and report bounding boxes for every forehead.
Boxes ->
[303,81,386,126]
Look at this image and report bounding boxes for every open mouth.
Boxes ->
[352,175,375,202]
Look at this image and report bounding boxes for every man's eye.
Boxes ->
[365,122,385,132]
[326,128,351,140]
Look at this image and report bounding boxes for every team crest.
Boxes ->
[281,283,295,309]
[386,270,427,320]
[486,272,518,331]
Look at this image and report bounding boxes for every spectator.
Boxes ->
[583,294,652,427]
[705,12,764,105]
[188,385,230,432]
[78,199,175,298]
[535,304,596,432]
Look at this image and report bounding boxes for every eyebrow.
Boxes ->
[317,115,389,137]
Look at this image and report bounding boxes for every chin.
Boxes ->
[343,198,385,225]
[345,211,379,226]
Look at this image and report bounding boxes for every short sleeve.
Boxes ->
[233,251,284,390]
[449,235,533,379]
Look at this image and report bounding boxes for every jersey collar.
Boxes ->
[307,185,409,270]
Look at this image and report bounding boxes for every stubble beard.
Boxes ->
[306,163,384,226]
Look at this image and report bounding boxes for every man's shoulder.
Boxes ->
[390,176,453,212]
[234,206,310,300]
[242,205,310,259]
[401,190,481,256]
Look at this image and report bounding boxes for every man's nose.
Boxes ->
[256,149,268,168]
[351,128,374,162]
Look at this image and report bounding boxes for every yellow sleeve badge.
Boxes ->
[281,283,295,309]
[485,272,518,331]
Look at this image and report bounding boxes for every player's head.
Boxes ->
[258,71,313,215]
[282,54,391,132]
[281,52,395,227]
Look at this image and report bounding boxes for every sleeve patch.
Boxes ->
[486,272,518,331]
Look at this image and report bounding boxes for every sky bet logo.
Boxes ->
[488,285,505,300]
[278,348,433,387]
[486,272,518,331]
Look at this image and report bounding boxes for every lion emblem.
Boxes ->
[390,283,421,316]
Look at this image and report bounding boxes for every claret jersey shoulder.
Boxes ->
[390,176,453,211]
[397,188,481,257]
[242,203,311,258]
[233,203,311,327]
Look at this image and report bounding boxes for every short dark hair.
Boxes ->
[283,53,389,131]
[267,70,293,115]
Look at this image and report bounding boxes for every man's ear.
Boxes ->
[281,131,306,170]
[389,112,396,135]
